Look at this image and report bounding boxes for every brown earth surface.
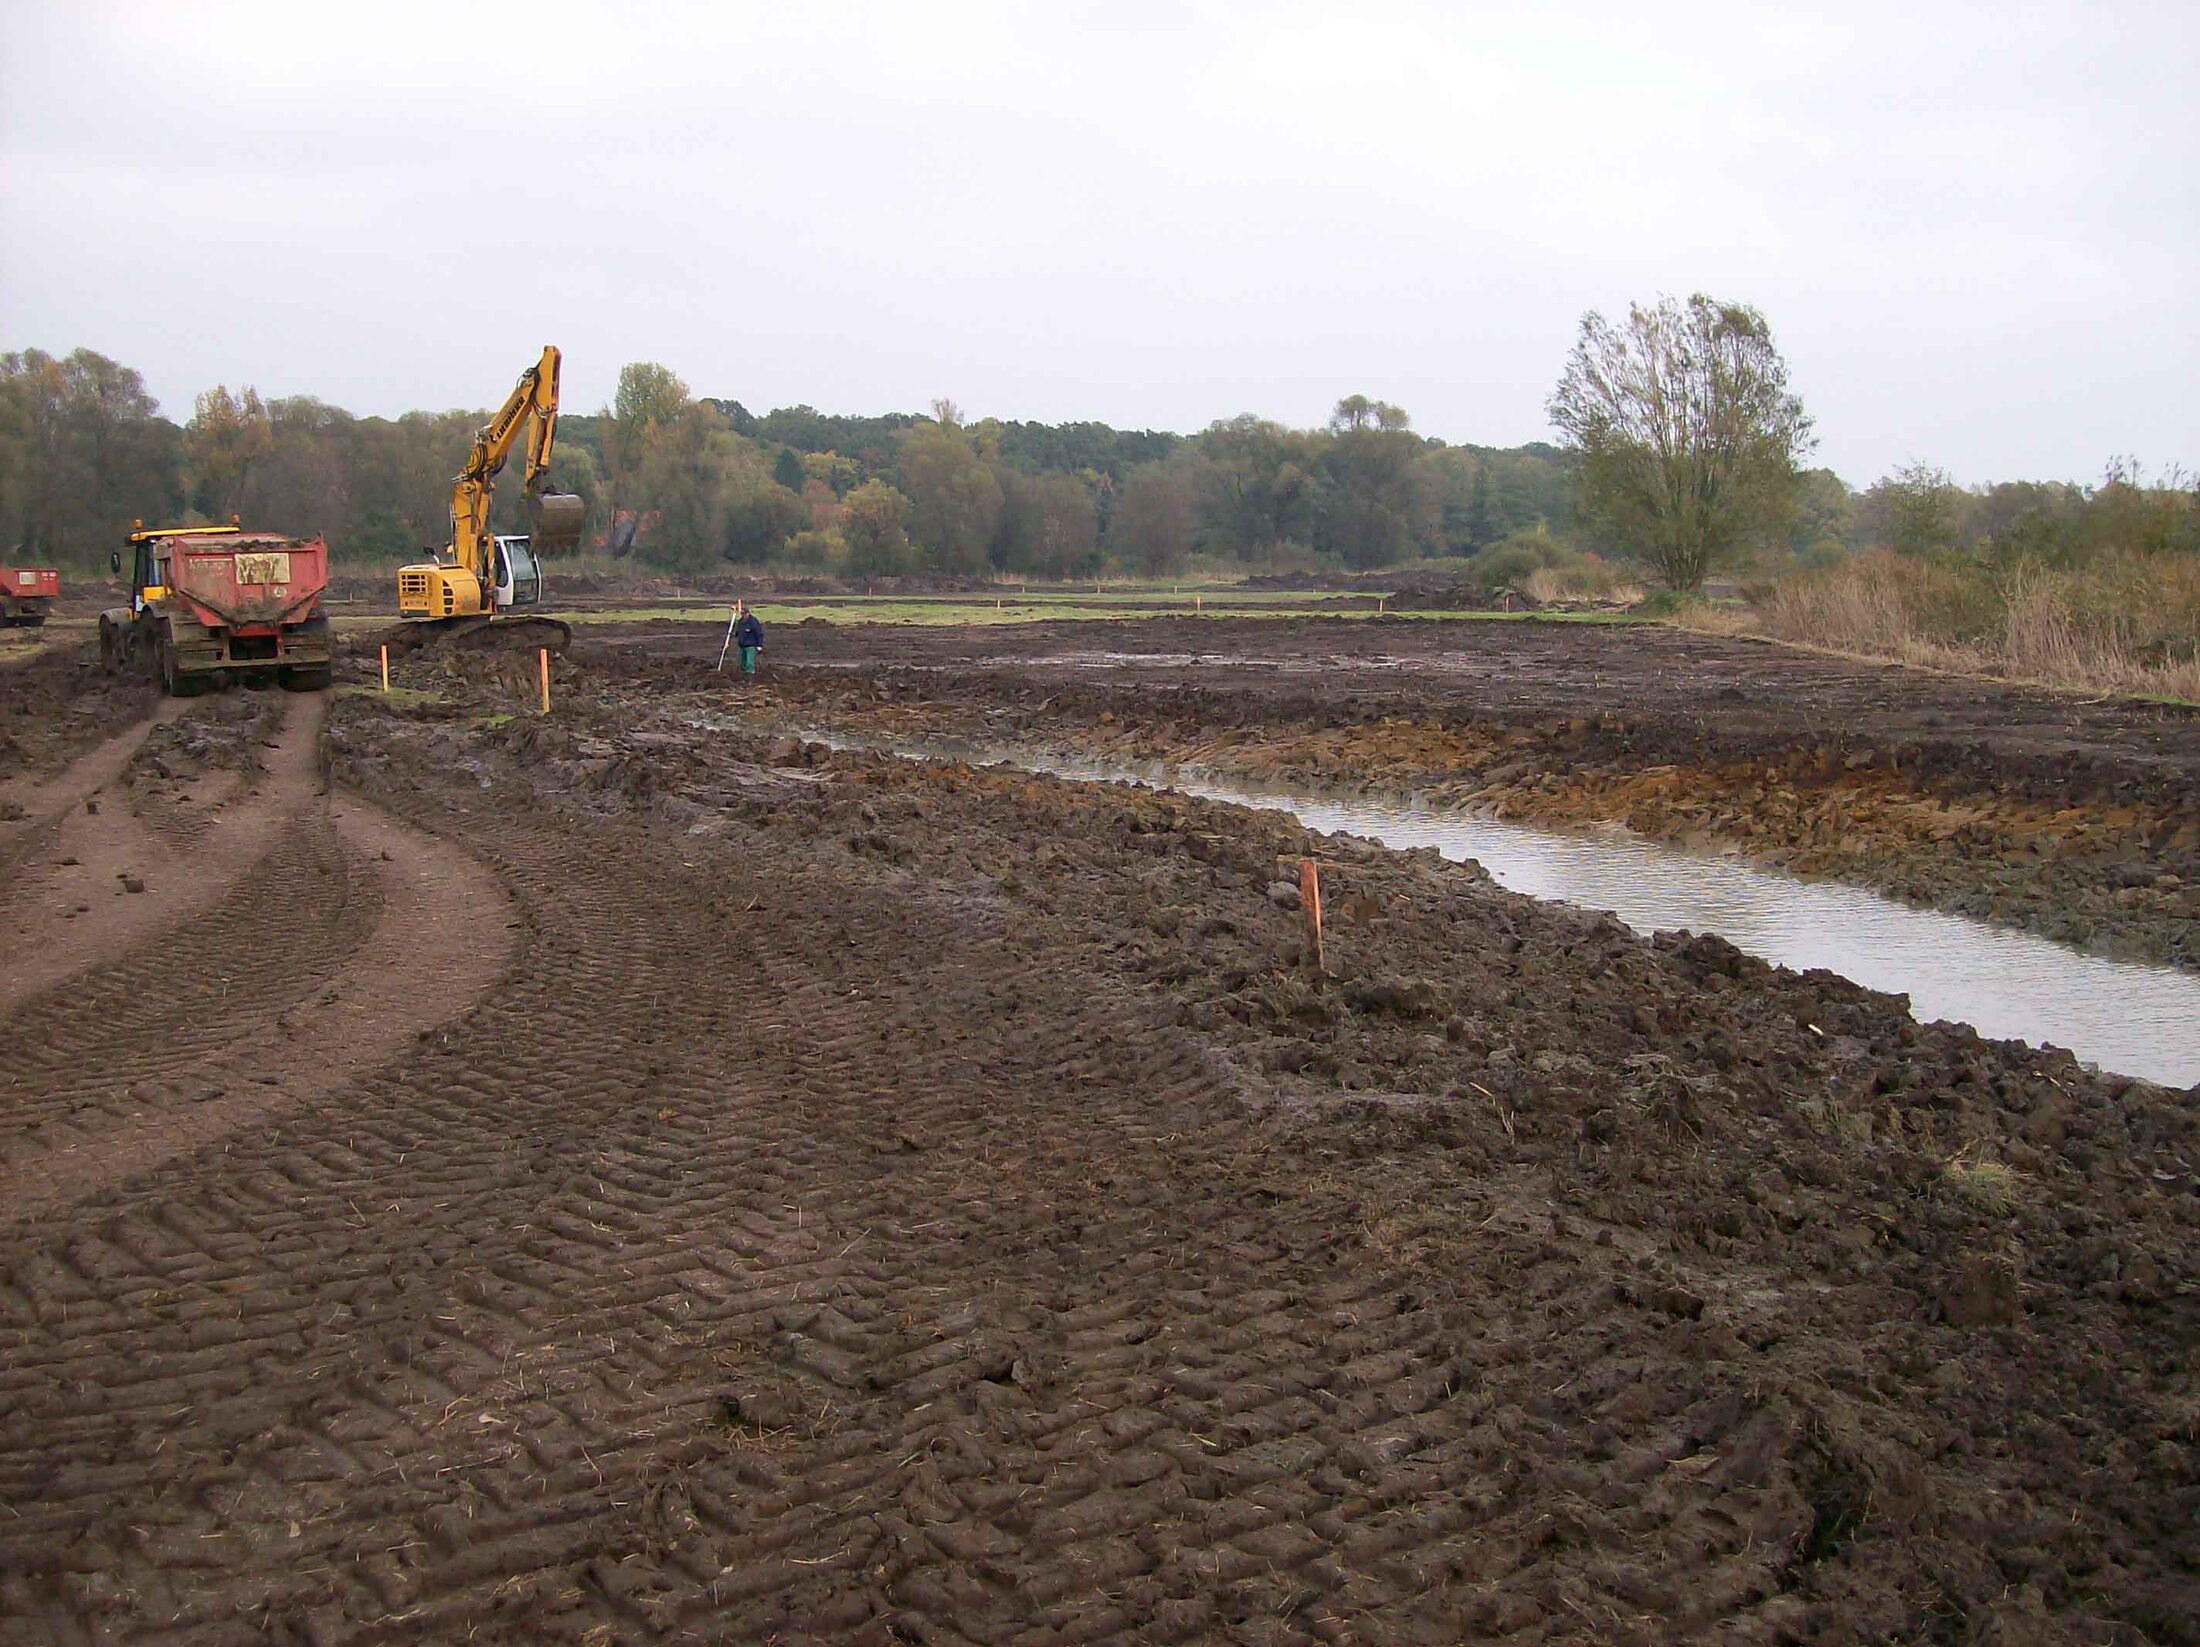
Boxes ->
[589,615,2200,967]
[0,628,2194,1645]
[0,643,162,792]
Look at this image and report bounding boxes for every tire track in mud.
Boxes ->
[0,695,182,828]
[0,799,512,1225]
[0,732,1799,1644]
[0,693,328,1015]
[0,786,809,1636]
[0,694,182,893]
[0,816,378,1195]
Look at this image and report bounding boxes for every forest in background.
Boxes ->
[0,346,2190,612]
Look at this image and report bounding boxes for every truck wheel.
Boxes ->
[282,664,333,692]
[156,633,207,697]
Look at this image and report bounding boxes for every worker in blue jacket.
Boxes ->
[733,601,765,680]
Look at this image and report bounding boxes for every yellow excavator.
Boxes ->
[396,345,586,649]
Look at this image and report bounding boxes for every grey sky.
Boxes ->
[3,0,2192,487]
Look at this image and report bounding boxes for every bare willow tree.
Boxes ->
[1548,293,1814,590]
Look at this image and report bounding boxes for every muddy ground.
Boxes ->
[0,644,160,792]
[0,625,2195,1645]
[592,615,2200,968]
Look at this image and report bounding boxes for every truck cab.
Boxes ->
[119,533,167,616]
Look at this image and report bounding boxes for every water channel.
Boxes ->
[760,724,2200,1089]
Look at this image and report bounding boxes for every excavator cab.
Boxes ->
[489,536,545,609]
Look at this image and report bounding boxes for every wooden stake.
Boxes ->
[1378,597,1386,614]
[379,644,389,693]
[1195,594,1203,613]
[538,647,551,714]
[1300,857,1325,973]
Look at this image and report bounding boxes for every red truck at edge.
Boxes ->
[0,564,59,627]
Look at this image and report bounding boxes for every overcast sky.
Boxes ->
[2,0,2193,487]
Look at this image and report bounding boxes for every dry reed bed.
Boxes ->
[1692,549,2200,703]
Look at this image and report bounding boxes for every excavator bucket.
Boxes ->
[527,491,587,558]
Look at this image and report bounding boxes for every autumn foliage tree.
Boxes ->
[184,385,274,520]
[0,348,179,552]
[1322,396,1430,569]
[839,480,912,575]
[896,415,1002,574]
[994,470,1099,578]
[601,362,693,515]
[1110,463,1199,575]
[1548,293,1814,590]
[1196,415,1321,560]
[1863,462,1963,555]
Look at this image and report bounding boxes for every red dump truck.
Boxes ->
[100,522,333,694]
[0,564,59,627]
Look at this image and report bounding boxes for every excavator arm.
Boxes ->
[450,346,584,588]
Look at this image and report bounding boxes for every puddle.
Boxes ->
[971,651,1416,673]
[724,719,2200,1088]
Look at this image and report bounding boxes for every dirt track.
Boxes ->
[1,628,2195,1645]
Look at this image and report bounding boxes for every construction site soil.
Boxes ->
[0,621,2194,1646]
[601,615,2200,969]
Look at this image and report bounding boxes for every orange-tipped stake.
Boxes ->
[1300,857,1325,973]
[380,644,390,693]
[539,647,551,714]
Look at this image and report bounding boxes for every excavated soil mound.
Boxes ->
[376,615,573,659]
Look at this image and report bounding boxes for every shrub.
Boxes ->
[782,529,844,572]
[1463,527,1572,591]
[1462,529,1636,603]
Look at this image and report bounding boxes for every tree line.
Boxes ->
[3,335,2189,588]
[0,349,1575,578]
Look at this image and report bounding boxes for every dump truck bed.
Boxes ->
[166,535,327,631]
[0,565,59,625]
